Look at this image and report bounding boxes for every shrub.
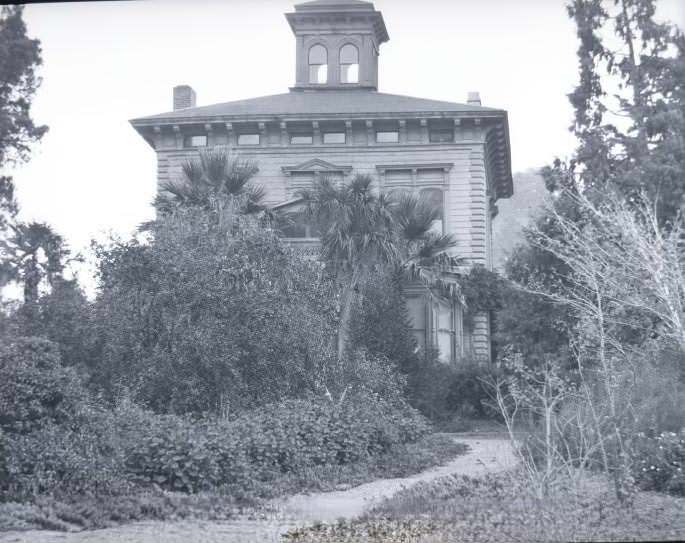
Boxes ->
[407,355,500,422]
[445,364,501,419]
[90,209,338,415]
[326,350,408,405]
[633,430,685,496]
[123,416,224,493]
[3,420,125,499]
[123,395,430,494]
[0,337,88,435]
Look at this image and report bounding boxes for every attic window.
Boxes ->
[376,130,399,143]
[238,134,260,145]
[429,128,454,143]
[290,134,313,145]
[308,44,328,84]
[183,135,207,148]
[323,132,345,144]
[339,44,359,84]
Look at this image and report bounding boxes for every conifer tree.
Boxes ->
[549,0,684,222]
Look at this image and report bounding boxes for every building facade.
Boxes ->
[130,0,513,363]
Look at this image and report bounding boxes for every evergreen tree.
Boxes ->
[552,0,685,222]
[0,6,47,168]
[499,0,684,368]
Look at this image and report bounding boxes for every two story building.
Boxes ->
[130,0,513,363]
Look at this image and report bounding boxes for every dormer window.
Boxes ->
[308,44,328,84]
[339,44,359,84]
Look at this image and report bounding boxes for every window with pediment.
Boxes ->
[282,160,351,197]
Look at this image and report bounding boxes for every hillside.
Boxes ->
[491,169,549,270]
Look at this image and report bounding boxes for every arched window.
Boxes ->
[308,44,328,84]
[339,44,359,84]
[420,188,444,235]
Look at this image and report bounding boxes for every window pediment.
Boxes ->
[282,159,352,196]
[282,158,352,176]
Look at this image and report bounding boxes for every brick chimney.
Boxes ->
[467,91,481,106]
[173,85,196,111]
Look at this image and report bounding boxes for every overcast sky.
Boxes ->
[10,0,685,264]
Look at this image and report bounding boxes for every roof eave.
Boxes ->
[129,108,508,128]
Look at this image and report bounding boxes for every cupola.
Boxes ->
[286,0,389,91]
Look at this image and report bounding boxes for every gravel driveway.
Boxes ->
[0,437,515,543]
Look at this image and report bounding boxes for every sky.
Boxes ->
[9,0,685,271]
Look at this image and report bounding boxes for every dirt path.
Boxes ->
[0,437,515,543]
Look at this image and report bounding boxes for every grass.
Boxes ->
[0,433,467,533]
[284,470,685,542]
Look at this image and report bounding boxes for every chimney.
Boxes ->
[173,85,196,111]
[467,91,481,106]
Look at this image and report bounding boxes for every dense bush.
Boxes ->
[124,416,229,493]
[0,337,88,435]
[406,356,500,422]
[0,337,130,500]
[3,419,125,499]
[124,396,430,494]
[349,272,419,377]
[445,364,500,419]
[633,430,685,496]
[89,208,339,414]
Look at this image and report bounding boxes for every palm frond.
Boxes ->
[416,233,458,258]
[154,149,259,214]
[393,192,442,241]
[243,184,267,214]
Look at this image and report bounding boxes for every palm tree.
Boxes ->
[392,192,465,302]
[299,175,463,360]
[0,221,70,305]
[154,148,265,227]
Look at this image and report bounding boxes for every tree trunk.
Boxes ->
[23,256,40,305]
[337,276,358,361]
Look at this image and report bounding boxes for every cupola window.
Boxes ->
[339,44,359,84]
[308,44,328,84]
